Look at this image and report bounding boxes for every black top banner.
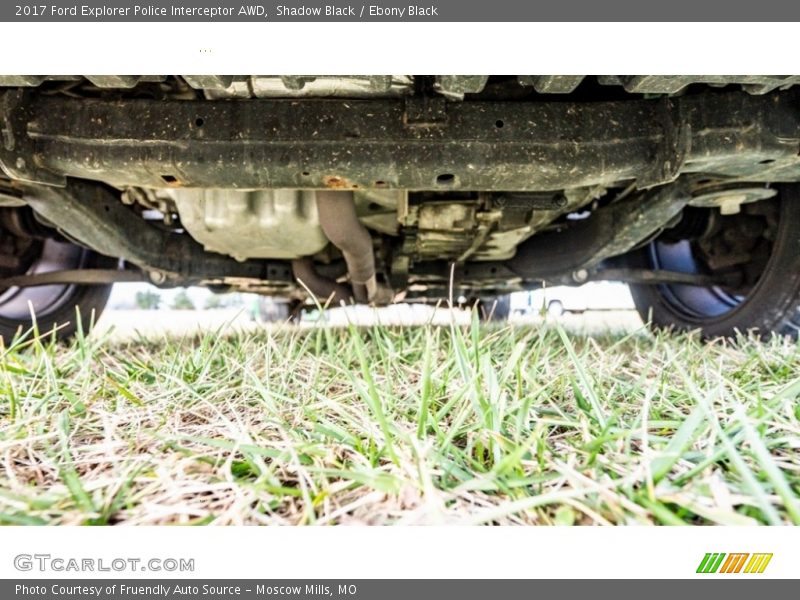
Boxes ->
[2,0,797,22]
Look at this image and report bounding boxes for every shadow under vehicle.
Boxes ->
[2,75,800,340]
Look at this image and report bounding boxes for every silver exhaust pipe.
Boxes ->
[315,190,383,303]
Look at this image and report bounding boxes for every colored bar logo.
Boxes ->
[697,553,773,574]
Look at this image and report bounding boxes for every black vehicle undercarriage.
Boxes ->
[1,75,800,339]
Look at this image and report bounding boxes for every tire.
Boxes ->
[477,294,511,322]
[625,184,800,338]
[547,299,565,317]
[255,297,301,323]
[0,239,115,344]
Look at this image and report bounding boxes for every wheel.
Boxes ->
[624,184,800,338]
[255,297,302,323]
[0,238,115,344]
[547,299,565,317]
[476,294,511,322]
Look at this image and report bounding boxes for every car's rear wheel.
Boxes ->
[547,299,565,317]
[625,184,800,338]
[0,237,114,344]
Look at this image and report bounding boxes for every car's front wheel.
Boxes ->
[625,184,800,338]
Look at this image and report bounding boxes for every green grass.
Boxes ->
[0,313,799,525]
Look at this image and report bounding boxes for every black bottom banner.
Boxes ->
[2,580,795,600]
